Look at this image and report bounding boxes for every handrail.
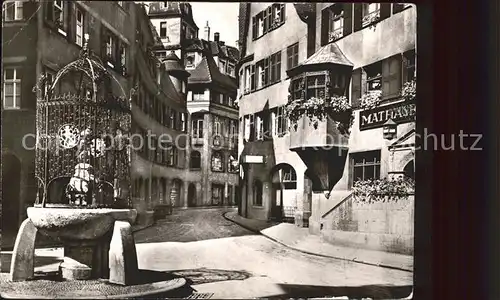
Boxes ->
[321,192,353,219]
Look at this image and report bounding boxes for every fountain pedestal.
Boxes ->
[10,208,138,285]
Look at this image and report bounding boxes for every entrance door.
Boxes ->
[188,184,196,207]
[273,184,283,221]
[1,154,21,237]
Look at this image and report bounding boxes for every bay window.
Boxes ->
[306,74,327,99]
[3,68,22,109]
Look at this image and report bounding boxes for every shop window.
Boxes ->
[350,150,381,187]
[253,180,263,206]
[3,68,22,109]
[190,151,201,169]
[211,151,224,172]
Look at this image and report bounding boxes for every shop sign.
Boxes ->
[359,101,416,131]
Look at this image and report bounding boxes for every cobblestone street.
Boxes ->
[133,208,412,298]
[134,208,254,243]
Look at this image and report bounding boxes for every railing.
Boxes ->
[321,192,353,219]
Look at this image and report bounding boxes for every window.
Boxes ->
[229,120,237,145]
[192,119,203,138]
[328,4,344,42]
[403,50,416,82]
[382,55,402,98]
[280,166,297,182]
[181,113,186,132]
[253,180,263,206]
[211,152,224,172]
[269,51,281,84]
[252,4,285,40]
[75,8,84,46]
[170,109,177,129]
[213,118,221,136]
[393,3,412,14]
[256,111,271,140]
[157,51,167,61]
[42,69,55,98]
[105,30,115,64]
[244,66,252,92]
[193,91,204,101]
[4,1,23,21]
[306,75,327,99]
[220,60,226,73]
[212,184,224,205]
[362,3,380,26]
[351,151,381,186]
[185,53,195,68]
[120,45,127,73]
[287,43,299,70]
[227,64,235,77]
[190,151,201,169]
[274,106,289,137]
[54,1,64,29]
[228,153,239,173]
[3,68,21,109]
[166,146,178,167]
[364,62,382,92]
[160,22,167,38]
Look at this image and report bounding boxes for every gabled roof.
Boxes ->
[287,43,353,77]
[188,55,237,90]
[184,38,240,63]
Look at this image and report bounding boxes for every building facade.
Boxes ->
[147,5,241,208]
[237,2,416,238]
[1,1,136,243]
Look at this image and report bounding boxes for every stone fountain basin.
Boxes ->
[27,207,137,241]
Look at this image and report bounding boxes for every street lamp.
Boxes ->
[383,119,397,140]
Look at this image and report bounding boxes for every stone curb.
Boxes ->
[222,212,413,273]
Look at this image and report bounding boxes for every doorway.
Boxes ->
[188,183,196,207]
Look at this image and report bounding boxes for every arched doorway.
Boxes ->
[170,179,183,207]
[403,160,415,180]
[2,153,21,235]
[270,164,297,222]
[187,183,196,207]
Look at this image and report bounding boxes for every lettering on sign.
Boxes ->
[359,101,416,130]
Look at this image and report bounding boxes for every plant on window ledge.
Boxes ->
[401,79,416,102]
[359,90,382,110]
[362,14,380,30]
[352,176,415,203]
[285,94,354,135]
[328,31,342,42]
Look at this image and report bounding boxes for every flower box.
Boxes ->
[289,113,349,151]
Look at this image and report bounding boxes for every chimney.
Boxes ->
[204,21,210,41]
[214,32,220,42]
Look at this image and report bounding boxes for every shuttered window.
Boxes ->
[350,69,362,108]
[382,55,402,99]
[343,4,353,36]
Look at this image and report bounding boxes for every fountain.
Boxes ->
[4,35,187,297]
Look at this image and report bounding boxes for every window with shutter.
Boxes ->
[326,4,345,43]
[250,65,256,91]
[353,3,363,32]
[382,55,402,99]
[343,4,353,36]
[365,62,382,92]
[320,8,329,46]
[252,16,257,39]
[403,50,416,82]
[350,69,362,108]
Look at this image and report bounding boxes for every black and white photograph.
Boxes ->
[1,2,417,299]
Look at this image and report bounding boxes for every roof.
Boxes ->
[293,4,316,23]
[188,55,238,90]
[163,52,190,78]
[147,2,198,29]
[184,39,240,63]
[287,43,353,77]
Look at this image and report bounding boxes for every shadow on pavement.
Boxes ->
[264,284,413,299]
[169,268,252,285]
